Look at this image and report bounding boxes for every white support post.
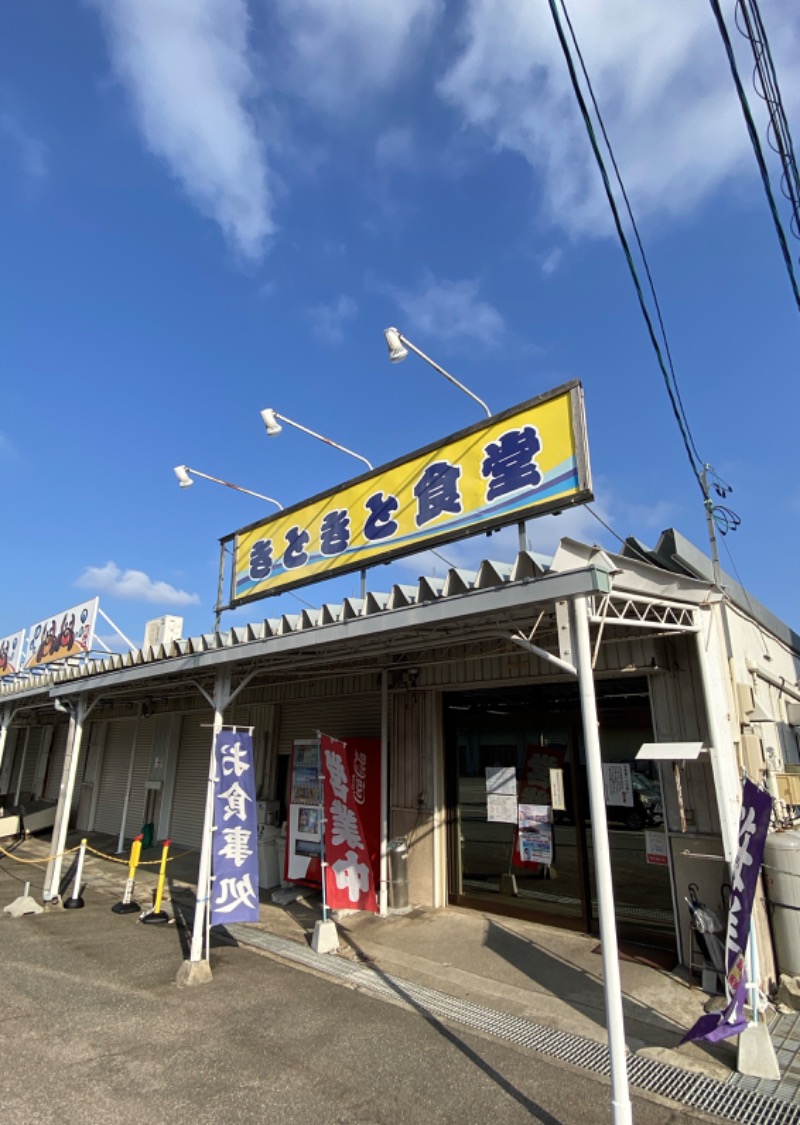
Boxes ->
[380,669,389,917]
[572,595,632,1125]
[116,703,142,854]
[693,609,741,864]
[43,697,88,902]
[13,727,31,805]
[185,667,231,971]
[0,706,12,783]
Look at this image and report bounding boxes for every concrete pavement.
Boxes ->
[2,829,798,1123]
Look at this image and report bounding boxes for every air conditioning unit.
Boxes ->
[142,615,183,651]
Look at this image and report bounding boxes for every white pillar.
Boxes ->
[43,697,87,901]
[572,595,632,1125]
[0,706,12,783]
[188,667,230,963]
[13,727,31,805]
[379,669,389,916]
[693,609,740,863]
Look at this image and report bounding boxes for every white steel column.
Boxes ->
[379,669,389,916]
[693,608,740,863]
[116,703,142,854]
[0,706,12,781]
[572,595,632,1125]
[13,727,31,805]
[188,667,231,965]
[43,697,88,901]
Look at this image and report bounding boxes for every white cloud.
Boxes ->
[438,0,800,235]
[90,0,273,259]
[273,0,442,112]
[76,562,201,606]
[391,273,504,347]
[307,295,358,343]
[539,247,563,277]
[0,111,47,183]
[375,126,416,172]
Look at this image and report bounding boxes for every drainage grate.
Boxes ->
[227,925,800,1125]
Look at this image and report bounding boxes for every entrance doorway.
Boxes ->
[445,679,675,950]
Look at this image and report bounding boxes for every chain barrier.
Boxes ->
[0,841,195,868]
[0,842,81,865]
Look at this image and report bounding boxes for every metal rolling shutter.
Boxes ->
[277,695,382,754]
[167,715,212,849]
[93,721,137,837]
[121,721,156,839]
[11,729,42,801]
[43,724,69,801]
[0,728,19,794]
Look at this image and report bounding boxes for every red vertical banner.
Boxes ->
[320,733,380,913]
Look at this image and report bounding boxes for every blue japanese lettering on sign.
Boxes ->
[320,510,351,556]
[364,492,399,541]
[284,526,310,569]
[211,729,259,925]
[249,539,274,580]
[413,461,463,527]
[481,427,542,501]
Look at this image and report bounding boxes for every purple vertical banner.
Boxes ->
[211,729,260,925]
[682,778,772,1044]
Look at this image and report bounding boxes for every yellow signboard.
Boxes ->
[227,381,591,606]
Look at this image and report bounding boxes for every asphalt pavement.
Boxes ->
[0,838,732,1125]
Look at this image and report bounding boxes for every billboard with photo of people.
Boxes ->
[23,598,99,670]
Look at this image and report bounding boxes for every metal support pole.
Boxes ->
[116,703,141,854]
[572,595,632,1125]
[214,541,227,632]
[188,667,231,963]
[693,614,740,865]
[43,697,87,901]
[0,705,12,783]
[13,727,30,805]
[379,669,389,916]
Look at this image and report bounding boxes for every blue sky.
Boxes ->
[1,0,799,653]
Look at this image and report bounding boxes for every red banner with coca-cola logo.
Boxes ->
[320,733,380,913]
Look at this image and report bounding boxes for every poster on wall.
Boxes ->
[210,729,260,924]
[520,743,567,806]
[285,739,323,886]
[516,804,553,867]
[23,597,98,670]
[602,762,633,807]
[486,765,518,823]
[320,733,381,913]
[645,831,669,866]
[0,630,25,677]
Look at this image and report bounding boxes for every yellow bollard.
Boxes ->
[112,834,143,914]
[140,839,170,925]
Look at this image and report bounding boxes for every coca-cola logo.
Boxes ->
[353,750,367,805]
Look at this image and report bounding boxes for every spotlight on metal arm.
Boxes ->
[383,327,491,417]
[260,409,374,471]
[173,465,283,509]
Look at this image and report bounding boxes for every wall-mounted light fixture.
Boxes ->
[383,327,491,418]
[173,465,283,509]
[260,409,373,471]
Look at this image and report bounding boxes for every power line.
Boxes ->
[708,0,800,311]
[734,0,800,244]
[547,0,706,498]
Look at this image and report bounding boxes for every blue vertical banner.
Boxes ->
[211,728,260,925]
[682,778,772,1044]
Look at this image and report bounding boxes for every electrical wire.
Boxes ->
[557,1,704,471]
[547,0,706,499]
[708,0,800,311]
[734,0,800,243]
